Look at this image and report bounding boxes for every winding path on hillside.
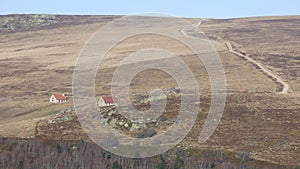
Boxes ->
[181,20,289,94]
[179,20,206,39]
[225,42,289,94]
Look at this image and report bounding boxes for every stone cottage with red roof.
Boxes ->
[50,94,67,103]
[98,96,117,107]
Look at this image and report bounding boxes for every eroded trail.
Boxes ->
[182,20,289,94]
[225,42,289,94]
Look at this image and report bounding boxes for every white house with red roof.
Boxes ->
[50,94,67,103]
[99,96,117,107]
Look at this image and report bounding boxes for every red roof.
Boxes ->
[102,96,117,104]
[53,94,67,100]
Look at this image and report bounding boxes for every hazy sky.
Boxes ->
[0,0,299,18]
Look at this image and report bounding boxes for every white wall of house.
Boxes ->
[98,97,104,107]
[58,99,67,103]
[50,95,58,103]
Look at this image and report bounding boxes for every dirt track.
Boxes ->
[225,42,289,94]
[184,20,290,94]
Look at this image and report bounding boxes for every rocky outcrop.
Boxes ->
[0,14,117,33]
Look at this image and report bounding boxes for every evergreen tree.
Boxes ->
[18,160,24,169]
[112,161,122,169]
[56,143,62,154]
[156,155,168,169]
[174,153,184,169]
